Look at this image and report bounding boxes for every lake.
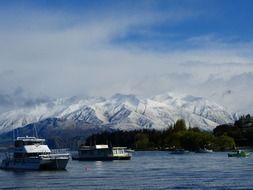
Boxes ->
[1,151,253,189]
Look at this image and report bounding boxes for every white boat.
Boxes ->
[196,148,213,153]
[72,144,132,161]
[0,136,70,170]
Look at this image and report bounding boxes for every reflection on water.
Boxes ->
[1,151,253,189]
[95,161,104,168]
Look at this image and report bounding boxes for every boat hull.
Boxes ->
[0,156,69,170]
[228,150,250,158]
[72,155,131,161]
[228,153,250,158]
[39,158,69,170]
[170,149,190,154]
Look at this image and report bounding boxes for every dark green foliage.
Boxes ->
[135,133,150,149]
[86,119,235,151]
[213,114,253,146]
[213,124,234,136]
[173,119,187,132]
[180,131,215,151]
[234,114,253,128]
[213,135,235,151]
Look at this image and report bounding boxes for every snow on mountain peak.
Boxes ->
[0,92,237,134]
[110,93,140,106]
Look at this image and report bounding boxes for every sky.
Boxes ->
[1,0,253,113]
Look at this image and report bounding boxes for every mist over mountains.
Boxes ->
[2,71,253,115]
[0,92,237,139]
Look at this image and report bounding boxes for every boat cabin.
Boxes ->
[15,137,45,147]
[13,136,51,159]
[78,145,112,157]
[74,144,131,160]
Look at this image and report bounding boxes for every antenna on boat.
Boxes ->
[33,125,38,138]
[93,136,96,146]
[16,128,19,138]
[13,129,15,142]
[35,125,38,138]
[89,138,92,146]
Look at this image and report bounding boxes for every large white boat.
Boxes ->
[0,136,70,170]
[72,144,132,161]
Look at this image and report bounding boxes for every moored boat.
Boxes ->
[170,149,190,154]
[196,148,213,153]
[72,144,132,161]
[228,150,250,158]
[0,136,70,170]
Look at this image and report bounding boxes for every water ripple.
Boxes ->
[1,152,253,189]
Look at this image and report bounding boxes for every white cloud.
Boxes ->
[0,5,253,113]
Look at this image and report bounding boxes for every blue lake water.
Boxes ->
[1,151,253,189]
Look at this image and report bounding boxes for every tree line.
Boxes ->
[214,114,253,146]
[85,119,235,151]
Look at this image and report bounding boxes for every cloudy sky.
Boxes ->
[0,0,253,113]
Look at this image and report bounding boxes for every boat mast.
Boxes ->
[33,125,38,138]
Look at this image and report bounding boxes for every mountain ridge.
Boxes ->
[0,92,237,135]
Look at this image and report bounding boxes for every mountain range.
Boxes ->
[0,92,237,139]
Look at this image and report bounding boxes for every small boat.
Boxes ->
[0,136,70,170]
[170,149,190,154]
[196,148,213,153]
[228,150,250,158]
[72,144,132,161]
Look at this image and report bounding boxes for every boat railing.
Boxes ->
[51,148,70,154]
[39,153,70,159]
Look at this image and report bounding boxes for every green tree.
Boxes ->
[180,131,202,150]
[173,119,187,132]
[135,133,150,150]
[214,135,235,151]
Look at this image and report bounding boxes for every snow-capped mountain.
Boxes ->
[0,92,237,134]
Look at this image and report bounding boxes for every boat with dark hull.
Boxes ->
[170,149,190,154]
[72,145,131,161]
[228,150,250,158]
[0,137,70,170]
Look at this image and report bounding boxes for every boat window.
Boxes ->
[26,153,39,157]
[113,149,125,154]
[23,141,43,145]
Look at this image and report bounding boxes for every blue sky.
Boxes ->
[0,0,253,113]
[2,0,253,44]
